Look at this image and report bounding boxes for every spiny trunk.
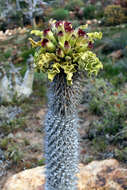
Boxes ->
[44,71,82,190]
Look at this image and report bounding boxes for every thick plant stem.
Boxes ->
[44,72,82,190]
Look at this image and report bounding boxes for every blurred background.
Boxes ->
[0,0,127,188]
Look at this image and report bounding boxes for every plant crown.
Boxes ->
[29,20,103,85]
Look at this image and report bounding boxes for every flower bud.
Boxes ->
[64,21,72,28]
[55,21,63,28]
[64,21,74,41]
[43,28,57,44]
[88,41,93,49]
[69,34,77,47]
[58,31,65,49]
[64,41,70,48]
[78,28,86,37]
[41,38,49,47]
[75,29,87,47]
[55,21,64,31]
[64,41,71,54]
[41,38,56,52]
[56,48,64,58]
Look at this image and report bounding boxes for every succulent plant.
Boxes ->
[29,20,102,85]
[30,20,102,190]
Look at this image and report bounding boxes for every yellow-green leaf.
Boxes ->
[30,30,43,38]
[29,38,42,47]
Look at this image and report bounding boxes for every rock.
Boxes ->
[86,20,92,25]
[0,61,34,103]
[0,28,27,40]
[0,30,7,40]
[0,106,22,125]
[78,159,127,190]
[0,158,10,178]
[3,166,45,190]
[3,159,127,190]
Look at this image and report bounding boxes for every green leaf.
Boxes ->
[78,51,103,75]
[31,30,43,38]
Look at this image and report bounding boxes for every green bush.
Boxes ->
[98,57,127,86]
[115,148,127,162]
[83,5,96,19]
[50,8,69,20]
[6,144,23,163]
[104,5,125,25]
[71,20,80,28]
[84,78,127,137]
[89,79,127,113]
[95,2,104,19]
[102,31,127,54]
[81,78,127,162]
[21,48,35,63]
[4,49,12,59]
[65,0,84,11]
[33,72,47,98]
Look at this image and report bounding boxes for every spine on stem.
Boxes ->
[44,72,82,190]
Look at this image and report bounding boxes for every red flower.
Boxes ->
[41,39,49,47]
[57,48,64,57]
[64,21,73,33]
[64,41,69,48]
[64,21,72,28]
[43,28,50,36]
[64,23,73,33]
[88,41,93,49]
[65,26,73,33]
[58,31,64,36]
[78,29,86,37]
[57,48,62,55]
[55,21,63,28]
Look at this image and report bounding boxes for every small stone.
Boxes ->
[5,30,9,35]
[7,133,14,139]
[83,120,90,128]
[15,132,22,138]
[36,109,46,119]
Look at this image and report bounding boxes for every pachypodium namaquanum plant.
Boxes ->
[29,20,103,190]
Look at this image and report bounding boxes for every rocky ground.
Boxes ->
[1,93,127,189]
[0,94,46,189]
